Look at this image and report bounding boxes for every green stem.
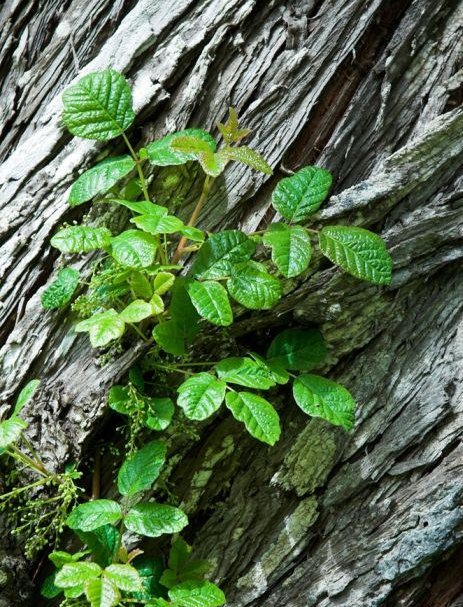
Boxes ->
[128,322,149,343]
[0,477,49,501]
[8,445,49,477]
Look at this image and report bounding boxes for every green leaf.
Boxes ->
[215,357,276,389]
[263,223,311,278]
[66,500,122,531]
[293,374,356,430]
[192,230,256,280]
[69,156,135,206]
[144,129,217,166]
[271,166,332,222]
[62,69,135,140]
[318,225,392,285]
[76,525,119,568]
[177,373,226,421]
[41,573,62,599]
[153,272,175,295]
[42,267,80,309]
[132,555,165,600]
[130,271,153,299]
[197,149,227,177]
[169,278,201,340]
[85,577,121,607]
[132,213,184,235]
[0,418,27,449]
[51,226,112,253]
[222,146,272,174]
[75,309,125,347]
[217,106,251,144]
[249,353,289,385]
[153,320,187,356]
[13,379,41,416]
[168,580,226,607]
[150,293,165,315]
[108,385,131,415]
[117,440,167,497]
[49,550,90,568]
[225,392,280,446]
[104,564,142,592]
[55,562,101,588]
[145,397,174,431]
[227,261,282,309]
[110,198,165,215]
[170,135,215,155]
[180,226,205,242]
[111,230,157,268]
[125,503,188,538]
[266,328,327,371]
[186,280,233,326]
[161,537,210,589]
[119,299,153,323]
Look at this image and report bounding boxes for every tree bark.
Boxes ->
[0,0,462,605]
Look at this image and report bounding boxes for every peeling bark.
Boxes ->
[0,0,462,605]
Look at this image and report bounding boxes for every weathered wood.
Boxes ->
[0,0,462,604]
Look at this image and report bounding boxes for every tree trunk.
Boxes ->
[1,0,462,605]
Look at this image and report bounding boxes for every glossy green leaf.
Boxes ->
[249,353,290,385]
[66,500,122,531]
[318,225,392,285]
[104,564,142,592]
[119,299,153,323]
[215,357,276,389]
[177,373,226,421]
[225,391,280,445]
[144,129,217,166]
[153,320,187,356]
[49,550,90,568]
[107,385,131,415]
[131,213,184,235]
[222,146,272,174]
[0,418,27,449]
[168,580,226,607]
[42,267,80,309]
[75,309,125,347]
[117,440,167,497]
[263,223,311,278]
[271,166,332,223]
[125,503,188,538]
[51,226,112,253]
[153,271,175,295]
[62,69,135,140]
[85,577,120,607]
[69,156,135,206]
[110,198,164,215]
[76,525,119,568]
[169,278,201,341]
[293,374,356,430]
[180,226,205,242]
[13,379,41,416]
[266,328,327,371]
[150,293,165,315]
[132,555,165,600]
[110,230,157,268]
[145,397,174,431]
[55,562,101,588]
[197,149,227,177]
[227,261,282,309]
[130,271,153,299]
[186,280,233,326]
[192,230,256,280]
[170,135,214,155]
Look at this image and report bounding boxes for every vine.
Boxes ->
[0,68,392,606]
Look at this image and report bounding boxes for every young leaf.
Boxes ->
[119,299,153,323]
[192,230,256,280]
[117,440,167,497]
[215,357,276,389]
[75,309,125,348]
[66,500,122,531]
[153,320,187,356]
[41,267,80,309]
[110,230,157,268]
[170,135,215,155]
[145,397,174,431]
[222,146,272,174]
[263,223,311,278]
[197,149,227,177]
[168,580,226,607]
[130,271,153,299]
[143,129,217,166]
[266,328,327,371]
[49,550,90,568]
[292,374,356,430]
[125,503,188,537]
[153,272,175,295]
[55,562,102,588]
[150,293,165,315]
[318,225,392,285]
[62,69,135,140]
[160,537,210,589]
[271,166,332,223]
[186,280,233,326]
[217,106,251,144]
[0,418,27,449]
[225,392,280,445]
[13,379,41,416]
[131,213,184,235]
[104,564,142,592]
[69,156,135,206]
[85,577,121,607]
[177,373,226,421]
[51,226,112,253]
[227,260,282,309]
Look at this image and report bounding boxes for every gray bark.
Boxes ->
[0,0,462,605]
